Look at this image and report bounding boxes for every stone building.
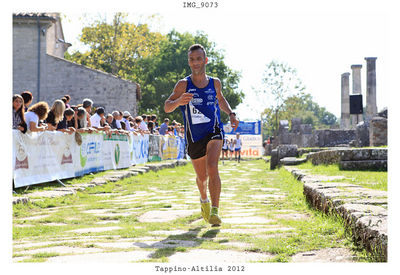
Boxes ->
[13,13,139,115]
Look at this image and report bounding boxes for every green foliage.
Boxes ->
[65,13,164,81]
[137,30,243,122]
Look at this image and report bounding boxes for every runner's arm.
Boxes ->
[214,78,239,131]
[164,80,193,113]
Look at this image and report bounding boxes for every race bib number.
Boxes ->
[189,102,211,124]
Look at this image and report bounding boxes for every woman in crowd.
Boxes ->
[45,100,65,131]
[25,101,49,132]
[63,95,71,108]
[12,94,27,133]
[20,91,33,112]
[57,108,76,134]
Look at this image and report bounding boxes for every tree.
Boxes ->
[64,13,164,82]
[257,61,306,135]
[261,92,338,137]
[137,30,244,123]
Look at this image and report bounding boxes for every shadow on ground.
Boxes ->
[134,226,220,259]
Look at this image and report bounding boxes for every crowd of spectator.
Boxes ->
[12,91,185,139]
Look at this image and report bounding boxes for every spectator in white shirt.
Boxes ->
[25,101,49,132]
[122,111,133,131]
[90,107,104,128]
[90,107,111,132]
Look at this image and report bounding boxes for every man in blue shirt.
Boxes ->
[158,118,169,135]
[164,44,239,226]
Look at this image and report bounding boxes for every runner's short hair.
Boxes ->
[188,44,206,58]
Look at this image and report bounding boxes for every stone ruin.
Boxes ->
[265,56,387,154]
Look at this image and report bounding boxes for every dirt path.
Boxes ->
[13,160,360,263]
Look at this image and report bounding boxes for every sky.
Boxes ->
[58,1,392,122]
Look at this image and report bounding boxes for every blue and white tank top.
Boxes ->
[180,76,223,143]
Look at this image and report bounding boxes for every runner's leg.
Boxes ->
[206,139,223,208]
[191,156,208,200]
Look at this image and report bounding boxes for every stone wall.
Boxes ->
[43,55,138,115]
[307,148,387,171]
[313,129,356,147]
[13,19,50,99]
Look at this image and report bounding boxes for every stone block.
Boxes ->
[279,157,306,166]
[291,118,302,132]
[340,148,387,161]
[300,124,313,135]
[270,149,278,170]
[370,117,387,147]
[277,144,298,160]
[339,160,387,171]
[355,122,370,147]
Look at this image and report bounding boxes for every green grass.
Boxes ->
[295,161,387,191]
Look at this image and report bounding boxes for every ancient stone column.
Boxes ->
[365,57,378,122]
[350,64,363,127]
[340,72,350,129]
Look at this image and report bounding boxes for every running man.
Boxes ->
[164,44,239,226]
[234,133,242,163]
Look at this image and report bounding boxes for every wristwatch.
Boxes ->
[229,112,236,117]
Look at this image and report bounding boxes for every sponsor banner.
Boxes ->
[131,134,149,164]
[225,134,264,158]
[223,120,261,135]
[74,132,104,177]
[148,135,162,162]
[12,130,185,188]
[161,135,178,160]
[13,130,77,188]
[177,136,186,160]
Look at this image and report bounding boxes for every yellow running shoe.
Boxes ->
[200,200,211,223]
[209,207,221,226]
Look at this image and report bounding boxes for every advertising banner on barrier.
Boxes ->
[161,135,178,160]
[131,134,149,164]
[13,130,78,188]
[12,130,185,188]
[148,135,162,162]
[225,134,264,158]
[223,120,264,158]
[223,121,261,135]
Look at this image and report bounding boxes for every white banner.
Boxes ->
[13,130,78,187]
[12,130,187,188]
[225,134,264,158]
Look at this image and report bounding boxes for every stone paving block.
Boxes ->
[280,157,307,165]
[138,209,198,223]
[46,250,153,263]
[291,248,356,262]
[21,246,103,255]
[168,249,272,263]
[66,226,123,234]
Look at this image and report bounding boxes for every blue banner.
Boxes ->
[223,121,261,135]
